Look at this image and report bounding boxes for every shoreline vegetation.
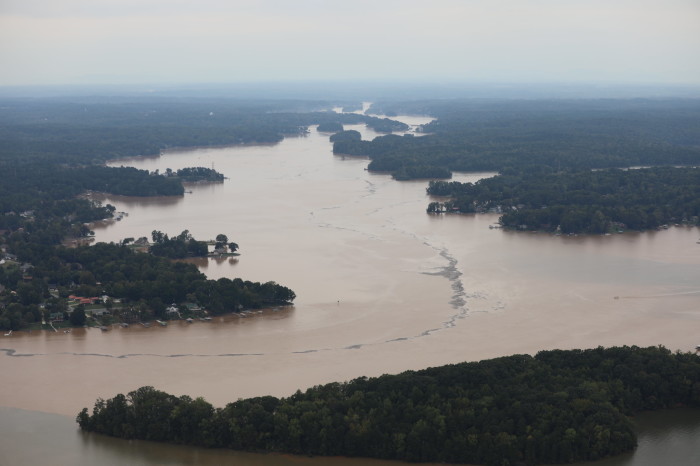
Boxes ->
[77,345,700,466]
[426,167,700,234]
[0,97,415,331]
[335,100,700,233]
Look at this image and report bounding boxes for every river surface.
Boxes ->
[1,111,699,464]
[2,406,698,466]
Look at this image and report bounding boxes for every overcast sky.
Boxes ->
[1,0,699,86]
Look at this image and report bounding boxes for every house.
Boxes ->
[166,304,180,315]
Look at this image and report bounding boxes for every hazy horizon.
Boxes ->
[2,80,700,101]
[1,0,699,88]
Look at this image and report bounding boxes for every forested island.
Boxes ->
[77,345,700,465]
[170,166,225,182]
[427,167,700,233]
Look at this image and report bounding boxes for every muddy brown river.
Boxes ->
[1,111,699,464]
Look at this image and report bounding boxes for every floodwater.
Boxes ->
[1,112,699,464]
[2,406,698,466]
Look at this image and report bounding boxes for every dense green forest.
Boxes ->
[0,237,294,329]
[77,345,700,465]
[352,99,700,232]
[335,99,700,180]
[427,167,700,233]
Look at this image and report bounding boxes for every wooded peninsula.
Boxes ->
[77,345,700,465]
[427,167,700,233]
[335,99,700,232]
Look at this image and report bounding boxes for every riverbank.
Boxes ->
[6,305,289,334]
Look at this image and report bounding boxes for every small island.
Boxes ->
[169,167,225,183]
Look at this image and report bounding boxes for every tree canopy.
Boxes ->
[77,345,700,465]
[335,99,700,180]
[427,167,700,233]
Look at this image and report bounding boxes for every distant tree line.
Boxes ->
[77,345,700,465]
[0,98,406,165]
[427,167,700,233]
[334,99,700,180]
